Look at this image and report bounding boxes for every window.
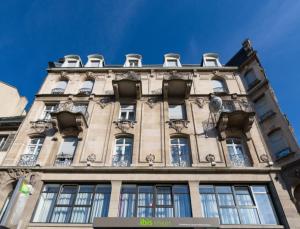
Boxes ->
[199,185,278,225]
[52,80,67,94]
[206,59,218,67]
[167,59,178,67]
[55,137,78,166]
[19,137,45,166]
[244,70,259,89]
[90,60,100,67]
[212,79,226,93]
[32,184,111,223]
[268,130,289,159]
[0,135,8,151]
[67,60,77,67]
[112,137,133,167]
[169,104,186,120]
[73,103,88,114]
[41,104,58,120]
[170,138,191,167]
[119,184,192,218]
[79,81,94,94]
[119,105,135,121]
[0,192,12,223]
[226,138,251,167]
[254,96,273,121]
[129,59,139,67]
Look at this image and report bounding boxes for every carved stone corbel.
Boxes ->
[97,97,112,109]
[167,120,189,133]
[146,98,157,109]
[113,120,136,133]
[194,97,206,108]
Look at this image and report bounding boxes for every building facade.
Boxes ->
[0,41,299,229]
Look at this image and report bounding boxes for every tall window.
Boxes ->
[199,185,278,225]
[226,138,251,167]
[268,130,289,159]
[55,137,78,166]
[0,135,8,151]
[169,104,186,120]
[41,104,58,120]
[212,79,226,93]
[119,184,192,218]
[32,184,111,223]
[170,138,191,167]
[244,70,258,89]
[119,105,135,121]
[0,192,12,223]
[112,137,133,167]
[52,80,67,94]
[19,137,45,166]
[79,80,94,94]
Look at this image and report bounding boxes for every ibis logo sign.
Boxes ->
[139,218,172,227]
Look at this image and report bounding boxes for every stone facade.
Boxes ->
[0,44,299,229]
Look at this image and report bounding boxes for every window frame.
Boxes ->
[119,105,136,121]
[24,137,45,156]
[119,184,192,218]
[112,137,133,167]
[41,104,59,120]
[0,135,8,151]
[212,79,227,93]
[31,183,111,224]
[199,184,279,225]
[168,104,187,120]
[170,137,191,167]
[226,138,251,167]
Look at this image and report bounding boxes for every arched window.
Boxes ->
[79,80,94,95]
[112,137,133,167]
[226,138,251,167]
[170,137,191,167]
[52,80,68,94]
[212,79,227,93]
[268,129,289,159]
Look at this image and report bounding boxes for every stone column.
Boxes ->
[108,180,122,217]
[188,181,202,217]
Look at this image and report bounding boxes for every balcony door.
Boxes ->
[55,137,78,166]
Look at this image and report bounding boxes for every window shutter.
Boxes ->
[60,137,78,156]
[1,134,15,151]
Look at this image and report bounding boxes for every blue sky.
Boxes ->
[0,0,299,140]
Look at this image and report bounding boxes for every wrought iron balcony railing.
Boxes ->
[18,154,38,167]
[112,155,131,167]
[213,87,227,93]
[78,88,92,95]
[54,153,73,167]
[171,155,191,167]
[51,88,65,94]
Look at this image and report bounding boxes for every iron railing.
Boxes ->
[78,88,92,95]
[18,154,38,166]
[54,153,73,167]
[112,155,131,167]
[51,88,65,94]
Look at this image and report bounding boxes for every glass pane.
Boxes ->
[173,185,189,194]
[156,187,172,205]
[51,207,71,223]
[71,207,90,223]
[199,185,215,194]
[174,193,192,217]
[137,207,152,217]
[33,192,57,222]
[219,208,240,224]
[43,184,60,193]
[91,193,110,219]
[119,193,136,217]
[239,208,260,224]
[235,187,254,206]
[75,192,93,205]
[252,186,267,193]
[155,208,173,217]
[169,105,185,120]
[60,137,78,156]
[200,194,219,218]
[216,186,232,193]
[254,193,277,224]
[138,193,153,207]
[217,194,235,206]
[57,186,77,205]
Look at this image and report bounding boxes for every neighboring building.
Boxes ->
[0,43,299,229]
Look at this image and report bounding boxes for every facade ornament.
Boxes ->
[8,168,31,180]
[30,120,53,134]
[87,153,97,163]
[167,120,189,133]
[146,98,157,109]
[86,71,96,79]
[57,101,73,112]
[146,154,155,166]
[115,71,139,81]
[194,97,206,108]
[97,97,112,109]
[60,71,69,80]
[113,120,136,133]
[259,154,274,166]
[205,154,216,166]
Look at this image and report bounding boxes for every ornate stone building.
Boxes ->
[0,41,299,229]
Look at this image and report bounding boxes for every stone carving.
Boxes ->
[30,120,52,134]
[145,98,158,109]
[113,120,136,133]
[259,154,269,162]
[151,88,162,95]
[167,120,189,133]
[206,154,216,163]
[87,153,97,163]
[60,71,68,79]
[195,97,205,108]
[8,168,31,180]
[98,97,112,109]
[115,71,139,81]
[146,154,155,166]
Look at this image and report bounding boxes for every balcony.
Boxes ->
[50,101,89,133]
[51,88,65,95]
[112,71,142,100]
[78,88,92,96]
[18,154,38,167]
[215,100,255,139]
[54,153,73,166]
[163,73,192,99]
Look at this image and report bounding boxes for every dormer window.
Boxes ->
[202,53,222,67]
[61,55,82,68]
[85,54,105,67]
[163,54,181,67]
[124,54,142,67]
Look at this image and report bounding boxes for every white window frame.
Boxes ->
[170,137,191,167]
[61,56,82,68]
[202,53,222,67]
[212,79,226,93]
[58,137,78,156]
[24,137,45,156]
[163,54,181,67]
[169,104,186,120]
[119,105,135,121]
[41,104,58,120]
[124,54,142,67]
[85,55,104,67]
[226,138,251,167]
[112,137,133,166]
[0,135,8,151]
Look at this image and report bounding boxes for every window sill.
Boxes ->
[219,224,283,229]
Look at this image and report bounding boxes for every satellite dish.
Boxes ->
[209,96,223,113]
